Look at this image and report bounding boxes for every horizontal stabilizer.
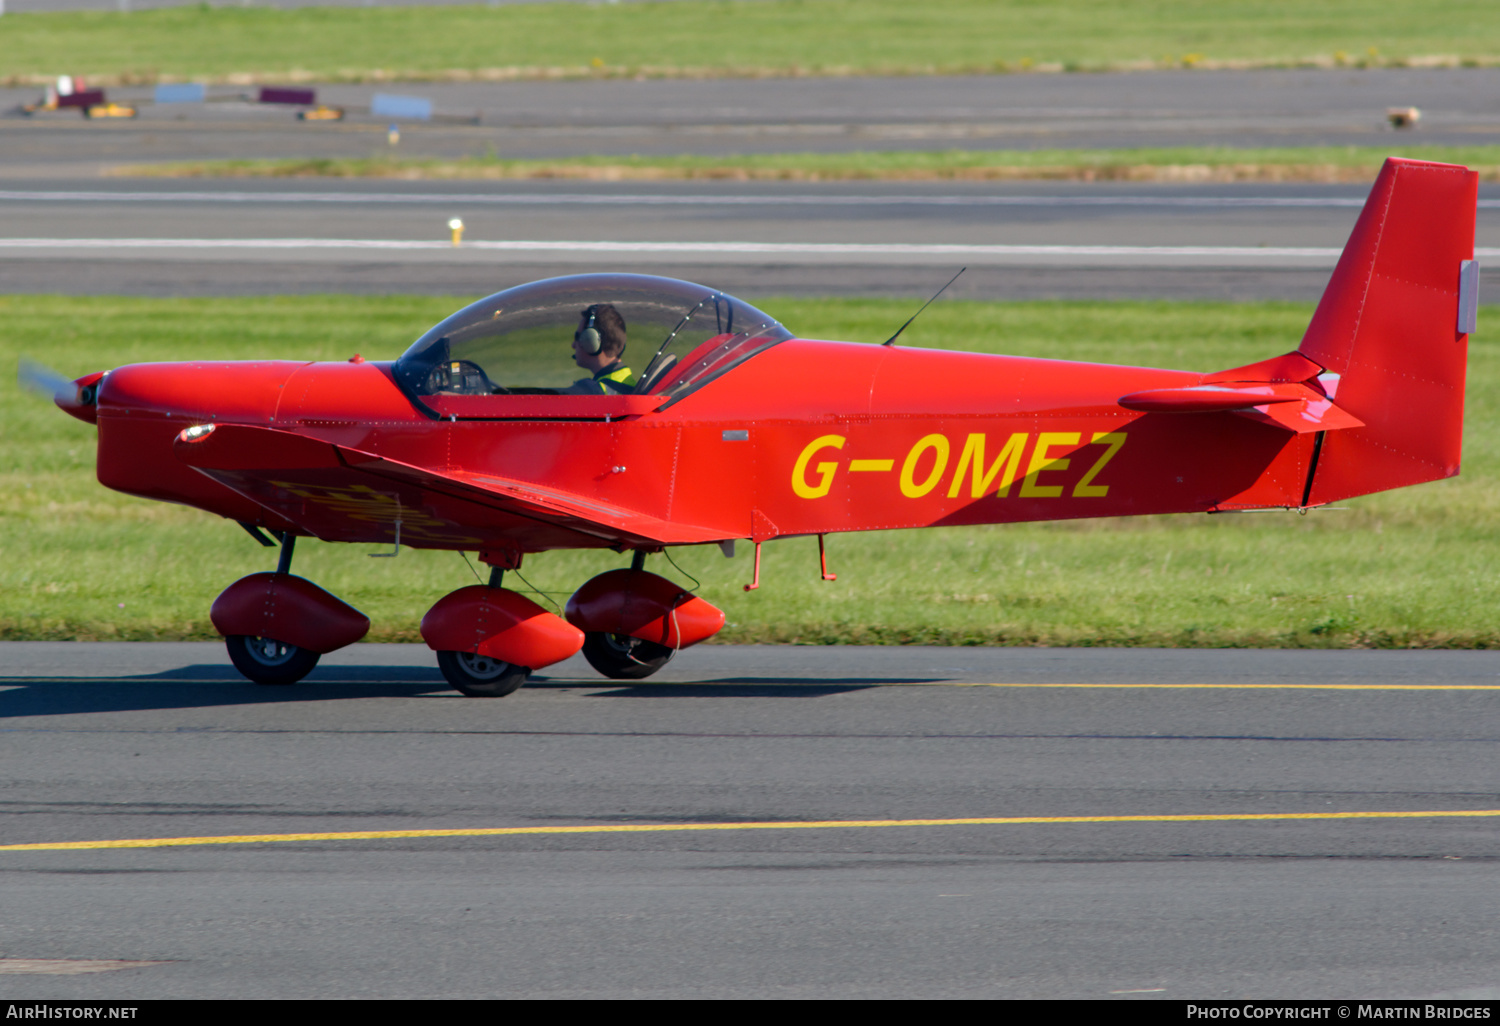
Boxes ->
[1118,374,1364,434]
[1232,395,1365,435]
[1118,384,1304,413]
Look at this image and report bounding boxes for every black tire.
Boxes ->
[581,632,675,680]
[225,635,320,686]
[436,650,529,697]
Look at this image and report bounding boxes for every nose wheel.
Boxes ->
[436,650,530,697]
[225,635,320,685]
[581,632,675,680]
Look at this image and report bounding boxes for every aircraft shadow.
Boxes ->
[0,665,451,718]
[0,669,948,717]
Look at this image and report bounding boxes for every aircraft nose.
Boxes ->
[94,361,303,509]
[97,361,302,423]
[58,371,108,423]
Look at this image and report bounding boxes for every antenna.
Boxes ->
[881,268,966,347]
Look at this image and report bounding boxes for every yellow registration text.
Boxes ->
[791,431,1127,500]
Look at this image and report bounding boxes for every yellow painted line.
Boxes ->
[4,809,1499,852]
[933,682,1500,691]
[555,681,1500,692]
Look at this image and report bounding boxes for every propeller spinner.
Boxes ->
[18,358,104,422]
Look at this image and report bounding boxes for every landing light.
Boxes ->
[178,423,216,443]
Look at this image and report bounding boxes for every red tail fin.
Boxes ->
[1300,158,1478,504]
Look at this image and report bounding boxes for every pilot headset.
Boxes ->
[576,306,602,355]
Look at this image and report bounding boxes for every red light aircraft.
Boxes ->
[32,158,1481,696]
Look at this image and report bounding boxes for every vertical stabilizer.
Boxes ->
[1300,158,1478,504]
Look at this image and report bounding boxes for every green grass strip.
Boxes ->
[120,146,1500,184]
[5,295,1500,647]
[1,0,1498,85]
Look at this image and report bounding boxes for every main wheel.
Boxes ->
[436,650,529,697]
[225,635,320,685]
[581,632,675,680]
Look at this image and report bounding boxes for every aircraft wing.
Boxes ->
[172,422,728,549]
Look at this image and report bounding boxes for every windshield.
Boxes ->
[393,274,791,408]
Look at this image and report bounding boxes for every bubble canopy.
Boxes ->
[392,274,793,410]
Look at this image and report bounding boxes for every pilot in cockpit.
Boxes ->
[565,303,636,395]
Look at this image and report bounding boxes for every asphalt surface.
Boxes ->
[2,643,1499,999]
[1,178,1496,299]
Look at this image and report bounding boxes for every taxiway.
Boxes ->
[2,644,1498,998]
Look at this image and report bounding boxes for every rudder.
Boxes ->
[1300,158,1478,505]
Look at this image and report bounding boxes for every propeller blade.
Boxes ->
[17,358,74,402]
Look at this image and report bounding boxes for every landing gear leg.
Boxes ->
[276,531,295,575]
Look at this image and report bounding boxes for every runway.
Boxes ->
[3,178,1498,299]
[2,643,1499,998]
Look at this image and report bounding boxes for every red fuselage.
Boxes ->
[90,339,1316,556]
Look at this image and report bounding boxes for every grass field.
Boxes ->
[1,0,1497,85]
[126,145,1500,184]
[4,294,1498,648]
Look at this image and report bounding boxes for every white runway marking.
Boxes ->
[2,189,1495,210]
[0,959,166,975]
[0,237,1353,254]
[12,237,1477,267]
